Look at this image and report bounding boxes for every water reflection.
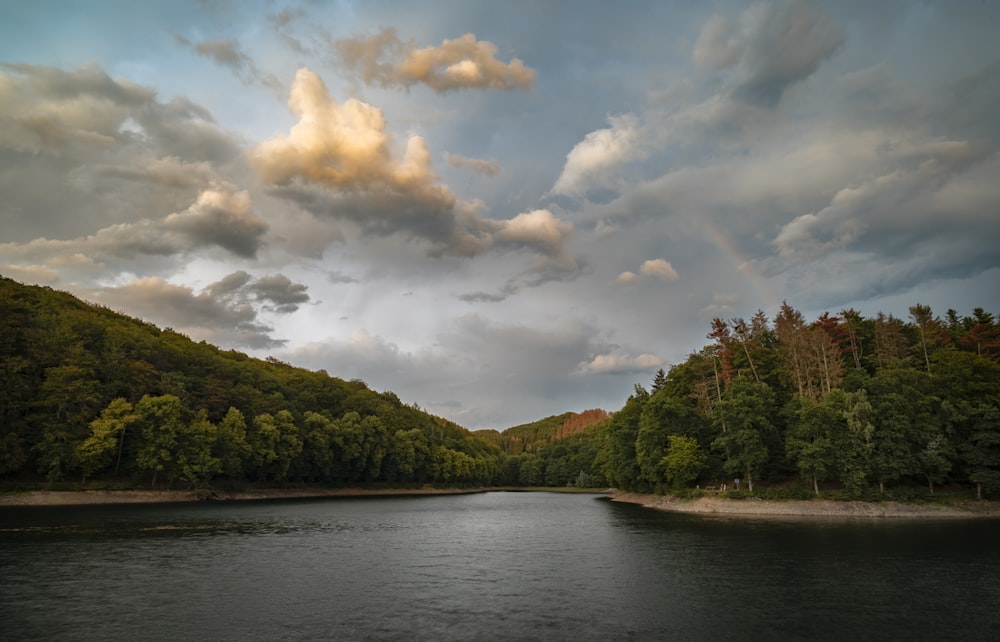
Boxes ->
[2,492,999,641]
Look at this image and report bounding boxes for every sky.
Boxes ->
[1,1,998,430]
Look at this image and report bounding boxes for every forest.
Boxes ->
[0,276,503,488]
[2,274,999,500]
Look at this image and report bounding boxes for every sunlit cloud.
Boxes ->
[336,28,535,92]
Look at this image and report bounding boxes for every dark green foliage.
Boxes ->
[593,300,1000,498]
[0,277,501,488]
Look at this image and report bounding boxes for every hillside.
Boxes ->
[0,276,501,487]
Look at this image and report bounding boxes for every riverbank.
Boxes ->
[0,487,489,506]
[608,490,1000,518]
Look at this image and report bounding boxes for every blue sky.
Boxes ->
[1,0,998,429]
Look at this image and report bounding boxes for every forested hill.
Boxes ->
[4,274,999,499]
[600,304,1000,500]
[0,276,501,487]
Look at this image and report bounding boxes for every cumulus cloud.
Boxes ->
[579,352,665,375]
[254,68,575,265]
[494,209,573,256]
[251,67,454,204]
[612,259,678,286]
[176,36,283,91]
[614,271,639,285]
[336,28,535,92]
[693,0,843,107]
[551,114,646,197]
[445,153,501,176]
[639,258,679,281]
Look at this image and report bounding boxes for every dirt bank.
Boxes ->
[0,487,487,506]
[608,490,1000,519]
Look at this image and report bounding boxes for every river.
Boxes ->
[2,492,999,640]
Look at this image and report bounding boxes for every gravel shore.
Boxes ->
[608,490,1000,519]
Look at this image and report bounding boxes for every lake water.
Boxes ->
[2,492,999,641]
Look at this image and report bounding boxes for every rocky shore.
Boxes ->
[608,490,1000,518]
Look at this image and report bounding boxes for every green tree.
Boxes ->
[77,398,137,480]
[215,407,251,481]
[711,376,775,493]
[518,454,545,486]
[134,394,185,487]
[661,435,706,488]
[598,386,647,490]
[175,410,221,488]
[962,403,1000,499]
[34,364,102,482]
[784,397,836,495]
[636,392,703,489]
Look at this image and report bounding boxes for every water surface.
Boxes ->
[2,492,999,640]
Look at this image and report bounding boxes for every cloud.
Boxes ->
[579,353,665,375]
[772,138,993,260]
[176,36,283,91]
[1,264,60,285]
[283,313,639,428]
[494,209,572,257]
[253,68,575,265]
[336,28,535,93]
[269,8,304,29]
[551,114,646,197]
[693,0,843,107]
[251,67,454,204]
[91,271,309,349]
[0,62,243,249]
[614,271,639,285]
[246,273,310,313]
[445,153,501,176]
[612,259,678,286]
[0,187,268,276]
[162,188,268,257]
[457,252,584,303]
[639,258,679,281]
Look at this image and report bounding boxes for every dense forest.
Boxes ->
[0,276,503,488]
[2,275,999,500]
[595,303,1000,500]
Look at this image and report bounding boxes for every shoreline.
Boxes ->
[0,487,490,507]
[608,490,1000,519]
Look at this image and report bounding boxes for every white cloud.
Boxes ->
[580,353,665,375]
[614,271,638,285]
[639,258,679,282]
[551,114,646,197]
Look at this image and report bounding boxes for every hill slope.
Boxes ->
[0,276,501,487]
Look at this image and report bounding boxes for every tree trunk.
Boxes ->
[879,480,884,494]
[741,341,759,383]
[977,482,983,501]
[813,476,819,496]
[114,426,127,476]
